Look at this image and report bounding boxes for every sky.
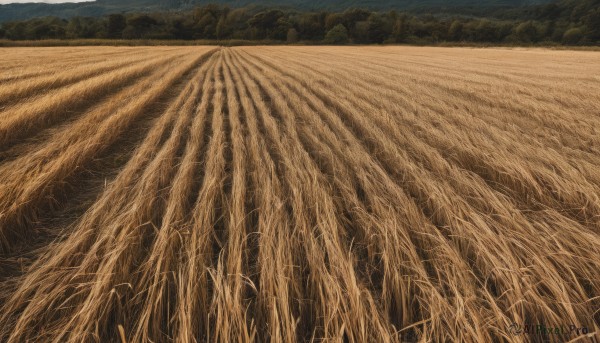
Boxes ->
[0,0,92,3]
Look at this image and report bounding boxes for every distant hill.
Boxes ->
[0,0,553,22]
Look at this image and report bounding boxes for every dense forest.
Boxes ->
[0,0,598,45]
[0,0,553,23]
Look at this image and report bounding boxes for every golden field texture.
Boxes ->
[0,46,599,343]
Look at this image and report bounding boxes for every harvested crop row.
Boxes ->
[246,47,600,226]
[0,50,192,148]
[0,51,162,106]
[234,47,600,342]
[0,47,217,251]
[0,47,159,71]
[0,48,159,84]
[0,46,598,343]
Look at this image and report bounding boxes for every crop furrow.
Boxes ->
[258,49,600,154]
[0,53,162,107]
[0,48,218,343]
[177,51,230,343]
[244,49,600,231]
[236,48,600,341]
[235,49,504,342]
[233,49,395,343]
[227,51,303,342]
[0,48,217,254]
[0,53,186,149]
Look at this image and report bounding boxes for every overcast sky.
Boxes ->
[0,0,93,3]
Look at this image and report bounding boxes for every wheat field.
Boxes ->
[0,46,599,343]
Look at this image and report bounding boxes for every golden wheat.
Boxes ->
[0,46,598,343]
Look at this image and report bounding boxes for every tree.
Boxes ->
[287,28,298,43]
[216,17,228,39]
[294,13,325,41]
[272,17,292,40]
[248,10,284,31]
[563,28,583,45]
[66,17,83,39]
[515,21,538,42]
[391,15,408,42]
[128,15,158,29]
[168,17,194,40]
[247,10,286,40]
[367,14,390,43]
[107,14,126,38]
[341,8,370,31]
[449,20,463,40]
[0,1,597,45]
[325,13,343,31]
[475,19,501,42]
[123,15,158,39]
[7,22,27,40]
[583,8,600,41]
[19,17,67,39]
[324,23,348,44]
[193,12,217,39]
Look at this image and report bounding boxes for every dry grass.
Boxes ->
[0,46,599,343]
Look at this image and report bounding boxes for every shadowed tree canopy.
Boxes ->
[325,23,349,43]
[0,0,598,45]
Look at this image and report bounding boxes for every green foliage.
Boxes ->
[123,15,159,39]
[448,20,463,40]
[107,14,126,38]
[367,13,391,43]
[583,8,600,41]
[247,10,290,39]
[287,27,298,42]
[324,23,349,44]
[325,13,343,31]
[562,27,583,44]
[0,0,558,25]
[0,0,598,45]
[514,21,540,42]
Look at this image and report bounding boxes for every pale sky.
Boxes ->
[0,0,93,3]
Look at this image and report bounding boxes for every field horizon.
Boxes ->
[4,39,600,50]
[0,45,599,342]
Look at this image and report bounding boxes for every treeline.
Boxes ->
[0,0,598,45]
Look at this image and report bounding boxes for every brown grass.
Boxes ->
[0,46,599,343]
